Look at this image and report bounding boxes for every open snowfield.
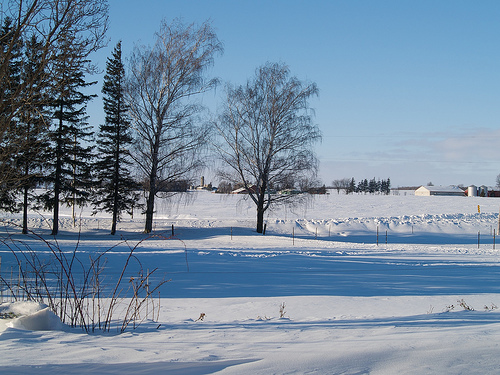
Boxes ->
[2,190,500,374]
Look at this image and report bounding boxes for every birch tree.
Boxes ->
[215,62,321,233]
[127,19,222,234]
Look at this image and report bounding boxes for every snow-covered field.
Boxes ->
[2,191,500,374]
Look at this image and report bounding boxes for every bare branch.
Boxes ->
[214,62,321,232]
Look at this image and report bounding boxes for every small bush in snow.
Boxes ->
[279,302,287,318]
[484,303,497,311]
[0,225,169,333]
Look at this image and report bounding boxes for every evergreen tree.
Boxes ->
[93,41,139,235]
[15,35,51,233]
[380,179,387,195]
[347,178,356,194]
[39,34,95,235]
[0,17,23,211]
[368,178,377,194]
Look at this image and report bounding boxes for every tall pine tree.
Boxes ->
[93,41,138,235]
[0,17,23,211]
[39,34,95,235]
[15,35,51,233]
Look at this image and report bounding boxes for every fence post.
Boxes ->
[172,224,174,236]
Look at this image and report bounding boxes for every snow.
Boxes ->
[1,191,500,374]
[0,302,63,332]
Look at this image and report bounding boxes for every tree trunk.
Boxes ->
[51,106,63,236]
[144,191,155,233]
[256,205,264,233]
[110,138,120,235]
[22,185,28,234]
[52,183,60,236]
[111,206,118,235]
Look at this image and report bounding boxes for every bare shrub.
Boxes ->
[279,302,287,318]
[0,223,169,333]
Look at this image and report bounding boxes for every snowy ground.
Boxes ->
[1,191,500,374]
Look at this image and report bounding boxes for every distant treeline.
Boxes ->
[331,178,391,195]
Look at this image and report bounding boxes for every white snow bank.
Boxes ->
[0,301,63,332]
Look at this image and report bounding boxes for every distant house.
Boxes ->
[278,188,301,195]
[231,185,257,194]
[415,186,465,197]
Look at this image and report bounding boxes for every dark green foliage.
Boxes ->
[38,34,96,235]
[15,35,51,233]
[0,17,23,211]
[93,42,139,235]
[348,177,391,195]
[347,178,356,194]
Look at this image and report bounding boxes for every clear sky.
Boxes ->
[87,0,500,188]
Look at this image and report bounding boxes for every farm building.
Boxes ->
[231,185,257,194]
[415,186,465,197]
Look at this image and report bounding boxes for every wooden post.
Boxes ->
[146,269,149,320]
[263,224,267,235]
[385,230,388,245]
[172,224,174,236]
[10,267,13,302]
[292,227,295,245]
[17,263,20,301]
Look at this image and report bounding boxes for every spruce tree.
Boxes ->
[93,41,139,235]
[39,34,95,235]
[368,178,376,194]
[0,17,23,211]
[348,178,356,194]
[15,35,51,233]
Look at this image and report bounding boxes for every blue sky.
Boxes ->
[88,0,500,188]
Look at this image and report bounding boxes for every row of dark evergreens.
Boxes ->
[331,178,391,195]
[1,18,137,235]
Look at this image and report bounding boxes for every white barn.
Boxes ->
[415,186,465,197]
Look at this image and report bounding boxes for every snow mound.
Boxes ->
[0,302,63,332]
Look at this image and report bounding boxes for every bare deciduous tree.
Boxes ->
[126,19,223,233]
[332,178,351,194]
[215,62,321,233]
